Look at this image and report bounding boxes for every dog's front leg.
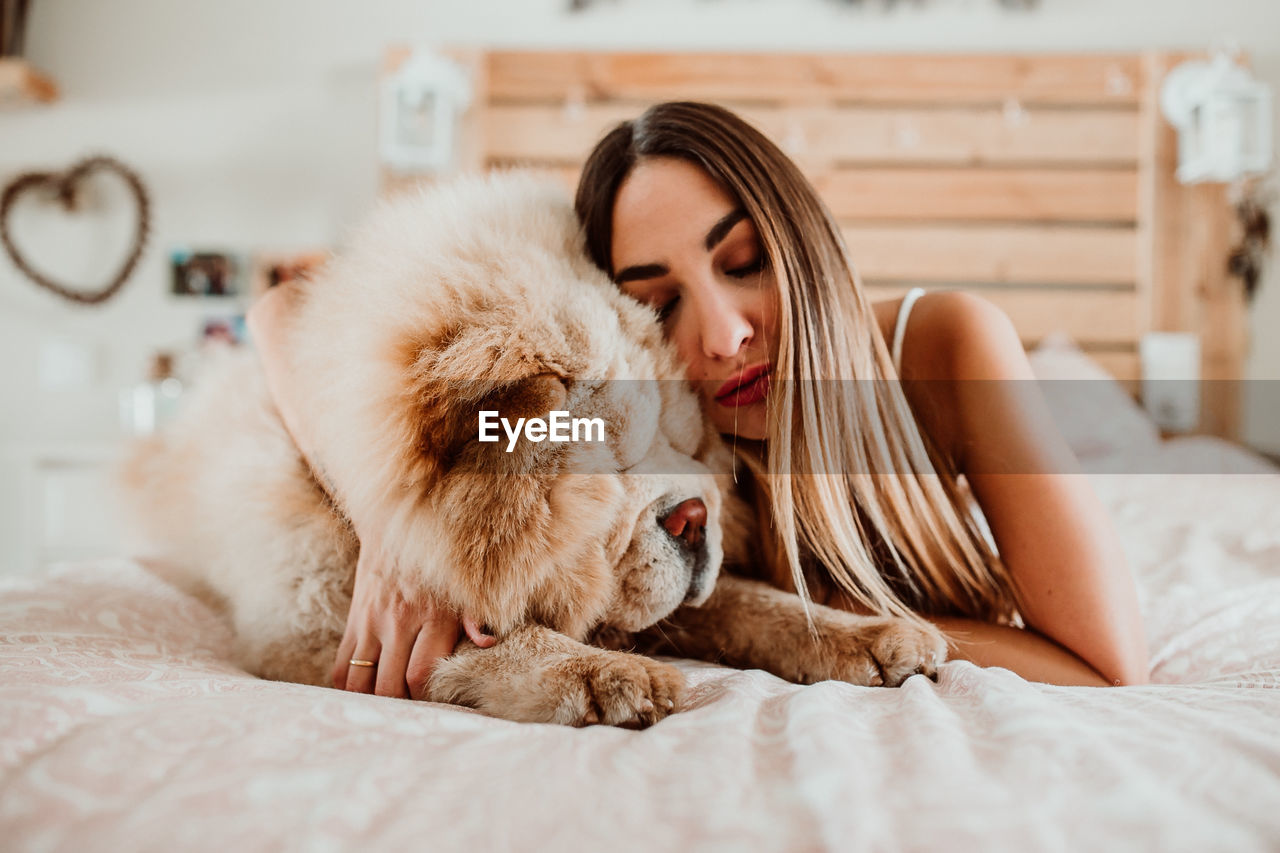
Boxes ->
[637,574,947,687]
[426,624,686,727]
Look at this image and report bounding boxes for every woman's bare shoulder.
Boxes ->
[872,290,1027,467]
[872,290,1018,382]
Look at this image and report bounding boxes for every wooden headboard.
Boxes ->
[382,49,1248,441]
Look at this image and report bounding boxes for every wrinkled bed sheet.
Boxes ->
[2,435,1279,852]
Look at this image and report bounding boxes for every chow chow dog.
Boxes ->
[121,171,945,727]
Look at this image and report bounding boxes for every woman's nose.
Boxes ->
[695,282,753,360]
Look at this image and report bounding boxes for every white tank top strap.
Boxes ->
[890,286,926,374]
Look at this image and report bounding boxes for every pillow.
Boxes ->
[1026,331,1162,460]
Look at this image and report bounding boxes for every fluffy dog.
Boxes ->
[121,171,945,727]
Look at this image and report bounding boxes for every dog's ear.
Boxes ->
[457,371,571,474]
[398,349,571,486]
[481,372,568,423]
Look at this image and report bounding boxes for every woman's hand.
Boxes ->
[333,536,496,699]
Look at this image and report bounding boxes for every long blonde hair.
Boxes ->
[575,101,1017,625]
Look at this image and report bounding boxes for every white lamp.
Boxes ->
[1159,52,1273,184]
[379,50,474,174]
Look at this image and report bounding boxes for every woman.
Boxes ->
[247,101,1148,699]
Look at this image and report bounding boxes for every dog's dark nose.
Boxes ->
[660,498,707,549]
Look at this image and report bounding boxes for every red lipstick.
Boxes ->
[715,363,771,408]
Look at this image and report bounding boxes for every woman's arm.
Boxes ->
[246,283,324,477]
[925,291,1149,686]
[927,616,1110,686]
[245,286,493,699]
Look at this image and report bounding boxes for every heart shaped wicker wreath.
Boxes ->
[0,155,151,306]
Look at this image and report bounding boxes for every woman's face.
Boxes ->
[609,156,780,441]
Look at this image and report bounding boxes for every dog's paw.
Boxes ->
[548,651,686,728]
[812,616,948,687]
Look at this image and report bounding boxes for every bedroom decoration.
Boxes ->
[379,49,474,174]
[0,155,151,306]
[1139,331,1202,434]
[169,249,241,297]
[249,249,329,301]
[1227,182,1272,304]
[198,315,247,348]
[1159,51,1273,184]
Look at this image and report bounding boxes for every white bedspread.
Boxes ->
[2,435,1279,852]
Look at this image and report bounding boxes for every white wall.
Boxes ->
[2,0,1279,571]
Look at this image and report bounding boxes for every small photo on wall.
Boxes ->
[250,250,330,301]
[171,250,241,297]
[199,314,247,348]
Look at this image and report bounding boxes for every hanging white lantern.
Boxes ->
[1160,53,1273,184]
[379,50,474,174]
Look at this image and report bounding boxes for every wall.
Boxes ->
[2,0,1278,572]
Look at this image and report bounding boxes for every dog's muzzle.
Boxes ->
[660,498,713,603]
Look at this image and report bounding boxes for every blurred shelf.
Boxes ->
[0,58,58,106]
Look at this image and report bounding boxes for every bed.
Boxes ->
[4,50,1278,850]
[3,419,1279,850]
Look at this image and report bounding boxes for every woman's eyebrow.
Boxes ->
[705,208,747,251]
[613,208,748,284]
[614,263,668,285]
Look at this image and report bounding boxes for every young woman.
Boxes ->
[247,101,1149,700]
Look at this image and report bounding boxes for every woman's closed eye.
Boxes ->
[655,295,680,322]
[725,258,765,279]
[651,259,762,321]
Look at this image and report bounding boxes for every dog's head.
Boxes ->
[295,172,742,639]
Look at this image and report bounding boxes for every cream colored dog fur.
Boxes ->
[122,171,945,727]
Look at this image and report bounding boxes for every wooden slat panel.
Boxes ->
[1136,52,1172,338]
[756,107,1140,166]
[864,285,1138,344]
[1140,51,1201,335]
[494,164,1140,224]
[483,104,1139,166]
[1191,183,1245,441]
[383,47,1246,439]
[483,103,640,163]
[844,225,1137,285]
[485,52,1144,106]
[446,48,491,173]
[487,164,1141,274]
[380,47,490,193]
[817,168,1138,223]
